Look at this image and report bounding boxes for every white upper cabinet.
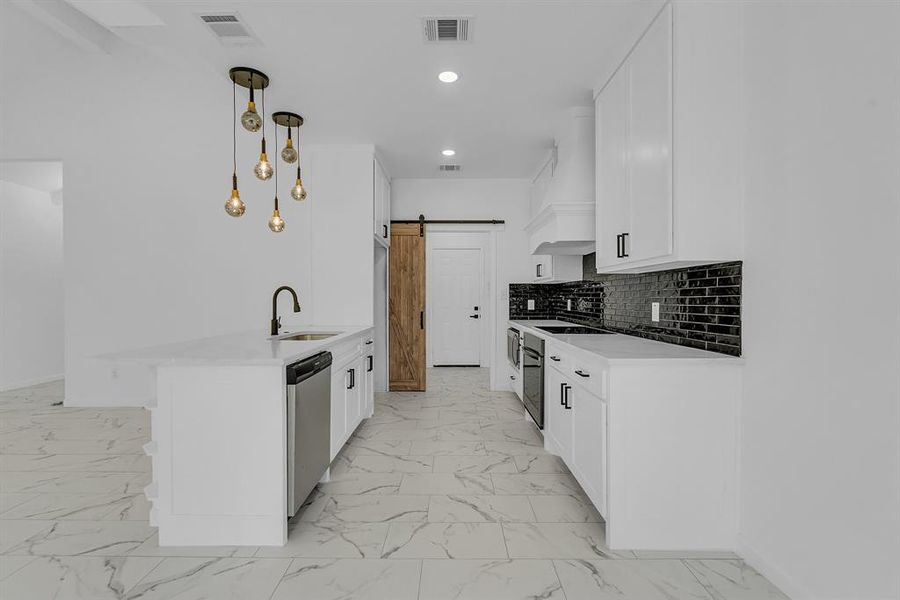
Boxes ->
[595,1,742,273]
[374,157,391,247]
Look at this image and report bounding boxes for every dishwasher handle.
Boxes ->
[286,352,333,385]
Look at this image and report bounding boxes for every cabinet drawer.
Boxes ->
[545,341,607,399]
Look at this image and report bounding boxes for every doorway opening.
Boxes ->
[0,160,64,392]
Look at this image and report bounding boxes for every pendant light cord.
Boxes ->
[231,79,237,176]
[274,121,279,210]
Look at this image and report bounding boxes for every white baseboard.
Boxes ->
[0,373,64,393]
[737,533,812,600]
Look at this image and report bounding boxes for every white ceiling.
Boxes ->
[49,1,662,178]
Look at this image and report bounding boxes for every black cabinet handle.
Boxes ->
[536,263,543,278]
[365,340,373,345]
[549,355,560,362]
[420,311,424,329]
[616,234,622,258]
[574,370,590,378]
[564,385,572,409]
[383,224,388,238]
[367,356,373,372]
[560,383,567,406]
[347,369,354,389]
[621,233,629,258]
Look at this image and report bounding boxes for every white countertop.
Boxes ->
[510,320,743,364]
[102,325,373,367]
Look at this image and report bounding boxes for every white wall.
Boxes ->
[0,179,64,390]
[392,178,532,390]
[738,2,900,599]
[0,5,373,406]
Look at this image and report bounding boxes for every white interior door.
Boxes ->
[431,247,482,366]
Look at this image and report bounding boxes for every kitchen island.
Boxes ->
[107,326,374,547]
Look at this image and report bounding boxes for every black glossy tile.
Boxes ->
[509,258,742,356]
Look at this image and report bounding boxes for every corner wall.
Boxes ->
[738,2,900,598]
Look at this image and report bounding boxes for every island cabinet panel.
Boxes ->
[153,364,287,547]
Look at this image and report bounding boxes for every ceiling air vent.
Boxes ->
[423,17,471,42]
[198,13,259,46]
[439,164,462,172]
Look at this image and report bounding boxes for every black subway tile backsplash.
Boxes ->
[509,255,742,356]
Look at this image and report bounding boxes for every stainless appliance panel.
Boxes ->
[507,327,521,370]
[287,352,332,518]
[522,333,544,429]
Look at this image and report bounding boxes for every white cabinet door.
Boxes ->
[570,382,608,518]
[346,359,363,432]
[374,159,391,245]
[330,368,349,460]
[545,366,573,463]
[382,175,391,246]
[531,255,552,281]
[363,352,375,417]
[595,64,631,269]
[628,3,672,262]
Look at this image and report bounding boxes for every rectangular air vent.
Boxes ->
[198,13,259,46]
[423,17,471,42]
[439,164,462,172]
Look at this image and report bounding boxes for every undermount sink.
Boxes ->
[278,332,339,341]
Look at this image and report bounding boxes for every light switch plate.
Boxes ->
[651,302,660,322]
[527,299,535,311]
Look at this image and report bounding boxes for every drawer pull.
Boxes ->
[564,385,572,410]
[574,370,590,378]
[549,355,560,362]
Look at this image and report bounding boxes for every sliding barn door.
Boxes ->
[389,223,426,391]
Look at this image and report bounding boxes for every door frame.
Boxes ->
[425,226,498,373]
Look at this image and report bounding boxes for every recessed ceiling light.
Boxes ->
[441,149,456,157]
[438,71,459,83]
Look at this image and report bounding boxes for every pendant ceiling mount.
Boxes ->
[272,111,304,128]
[229,67,270,90]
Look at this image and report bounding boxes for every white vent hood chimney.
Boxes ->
[525,106,595,255]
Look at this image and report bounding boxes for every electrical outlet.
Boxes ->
[567,299,572,311]
[527,299,535,311]
[651,302,660,322]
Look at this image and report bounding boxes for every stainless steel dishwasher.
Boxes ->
[286,351,332,517]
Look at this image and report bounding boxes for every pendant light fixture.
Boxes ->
[229,67,268,133]
[224,79,245,217]
[268,121,285,233]
[272,112,307,201]
[226,67,307,231]
[253,83,273,181]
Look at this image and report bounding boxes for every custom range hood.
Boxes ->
[525,106,595,255]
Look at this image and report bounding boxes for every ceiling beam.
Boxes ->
[10,0,117,54]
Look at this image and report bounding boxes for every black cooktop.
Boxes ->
[536,325,614,335]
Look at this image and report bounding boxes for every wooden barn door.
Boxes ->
[389,223,426,391]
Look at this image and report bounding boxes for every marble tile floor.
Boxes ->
[0,371,790,599]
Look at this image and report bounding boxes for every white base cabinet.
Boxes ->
[329,333,375,461]
[543,338,739,550]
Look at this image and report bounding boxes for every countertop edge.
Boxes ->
[510,319,744,365]
[99,325,374,367]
